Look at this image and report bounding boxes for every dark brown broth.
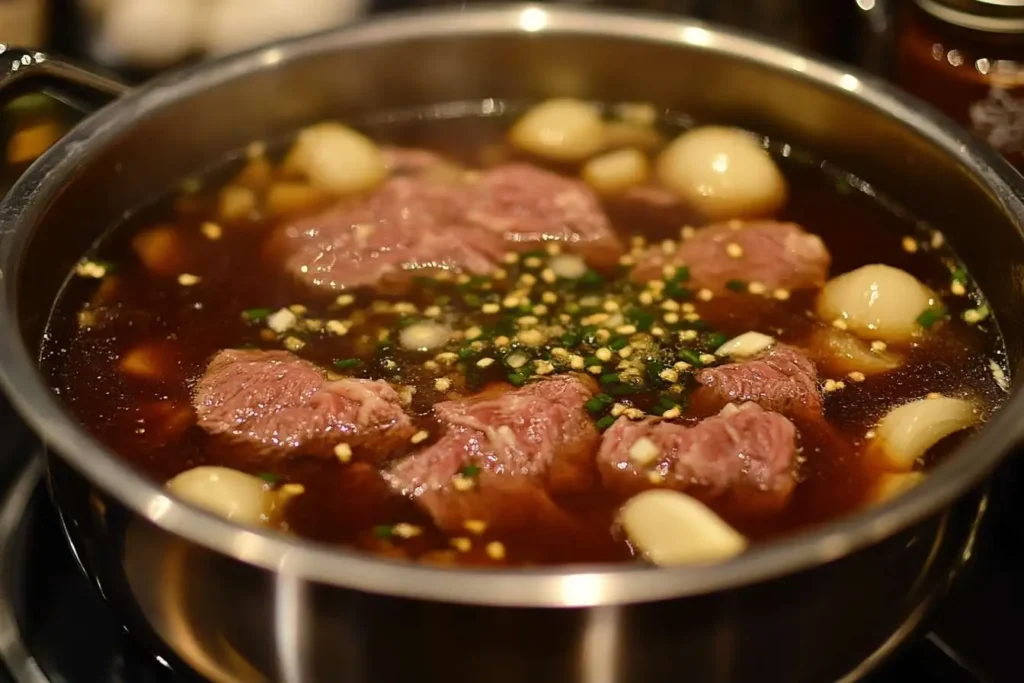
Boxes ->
[40,110,1007,567]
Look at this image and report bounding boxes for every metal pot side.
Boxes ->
[1,5,1024,682]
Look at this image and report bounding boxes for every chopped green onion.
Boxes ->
[671,265,690,282]
[600,373,621,386]
[458,347,476,359]
[243,307,271,322]
[373,525,394,539]
[460,465,481,478]
[257,472,279,484]
[561,331,582,347]
[595,415,617,430]
[916,306,946,329]
[705,332,728,349]
[333,358,361,370]
[507,372,527,386]
[678,348,704,367]
[463,293,482,308]
[609,337,629,351]
[626,307,656,332]
[725,280,746,292]
[951,267,967,284]
[577,270,604,288]
[665,282,693,300]
[586,394,614,413]
[584,355,602,367]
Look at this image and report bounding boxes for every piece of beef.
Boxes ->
[462,163,625,268]
[695,343,821,420]
[603,185,703,239]
[598,402,797,509]
[194,349,414,460]
[385,375,599,532]
[268,176,495,292]
[632,220,830,293]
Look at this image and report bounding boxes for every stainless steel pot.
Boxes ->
[2,5,1024,682]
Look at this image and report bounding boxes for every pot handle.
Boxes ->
[0,45,130,112]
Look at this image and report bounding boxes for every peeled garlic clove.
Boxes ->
[283,122,386,195]
[619,489,747,566]
[808,327,902,376]
[509,98,606,162]
[656,126,787,220]
[867,472,926,505]
[167,467,277,525]
[870,396,978,471]
[817,265,937,344]
[715,331,776,359]
[581,148,650,194]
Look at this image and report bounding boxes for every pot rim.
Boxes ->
[1,3,1022,608]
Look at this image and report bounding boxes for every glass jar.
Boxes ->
[895,0,1024,168]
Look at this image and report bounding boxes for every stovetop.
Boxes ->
[0,388,1020,683]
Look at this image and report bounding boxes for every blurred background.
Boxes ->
[0,2,1022,682]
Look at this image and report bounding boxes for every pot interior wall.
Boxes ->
[14,21,1024,363]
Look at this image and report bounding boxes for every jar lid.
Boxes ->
[916,0,1024,32]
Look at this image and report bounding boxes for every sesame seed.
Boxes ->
[630,235,647,249]
[663,312,680,324]
[647,279,666,292]
[456,274,472,285]
[452,475,476,492]
[494,335,510,347]
[517,329,546,346]
[698,353,716,365]
[545,243,563,255]
[533,304,549,315]
[596,347,613,362]
[931,231,945,248]
[662,407,681,419]
[326,320,350,336]
[503,252,519,264]
[334,443,353,463]
[951,280,966,296]
[662,264,678,279]
[75,260,107,278]
[673,361,691,372]
[681,303,696,313]
[392,523,423,539]
[647,471,665,484]
[177,273,201,286]
[650,326,665,337]
[901,236,919,253]
[616,324,637,335]
[587,365,603,375]
[481,302,500,314]
[725,242,744,258]
[618,346,634,358]
[524,256,543,269]
[541,268,557,284]
[435,271,453,282]
[603,300,620,313]
[470,341,485,351]
[486,541,506,560]
[423,360,439,371]
[465,326,483,340]
[629,437,660,466]
[570,355,585,370]
[283,336,306,352]
[638,291,654,305]
[748,281,766,295]
[619,254,636,267]
[280,483,305,496]
[679,329,698,341]
[502,296,520,309]
[697,288,714,302]
[661,239,677,254]
[464,520,487,535]
[683,313,701,322]
[519,273,537,286]
[435,377,452,391]
[200,222,223,240]
[492,268,508,280]
[659,369,679,383]
[832,319,849,331]
[871,340,887,352]
[848,371,866,382]
[476,358,495,368]
[772,288,791,301]
[680,225,696,240]
[411,430,430,444]
[450,537,472,552]
[542,291,558,304]
[534,360,555,375]
[661,300,680,312]
[506,353,528,369]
